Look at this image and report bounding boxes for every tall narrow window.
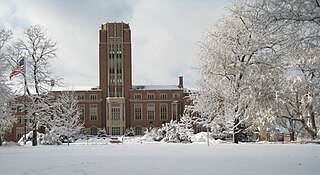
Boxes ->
[77,94,85,100]
[112,127,121,135]
[147,93,155,99]
[160,103,168,120]
[90,105,98,121]
[90,94,97,100]
[16,127,24,141]
[172,103,178,121]
[78,104,85,121]
[111,104,121,120]
[172,93,181,99]
[160,93,167,99]
[147,103,155,120]
[134,104,142,120]
[134,94,142,100]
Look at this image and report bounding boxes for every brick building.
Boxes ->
[9,22,186,141]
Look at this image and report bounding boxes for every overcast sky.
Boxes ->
[0,0,231,88]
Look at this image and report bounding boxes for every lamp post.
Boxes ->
[24,117,27,145]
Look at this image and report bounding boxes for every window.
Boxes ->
[16,127,24,141]
[135,126,143,135]
[90,105,98,121]
[172,93,181,99]
[17,116,22,124]
[134,104,142,120]
[196,126,207,133]
[134,94,142,100]
[91,127,98,135]
[116,92,122,97]
[109,75,115,84]
[147,93,155,99]
[112,127,121,135]
[90,94,97,100]
[117,75,122,84]
[109,68,115,74]
[16,104,24,113]
[109,92,115,97]
[77,94,85,100]
[172,103,178,121]
[160,103,168,120]
[160,93,167,99]
[78,105,85,121]
[111,104,121,120]
[147,104,155,120]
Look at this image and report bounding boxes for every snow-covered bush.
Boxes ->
[125,127,135,136]
[97,128,108,137]
[17,131,62,145]
[142,127,164,142]
[142,119,194,143]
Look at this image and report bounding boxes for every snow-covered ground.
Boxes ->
[0,141,319,175]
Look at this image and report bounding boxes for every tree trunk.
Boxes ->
[207,127,210,147]
[290,119,294,141]
[234,118,239,144]
[299,118,317,140]
[290,131,294,141]
[0,134,2,146]
[304,125,317,140]
[67,134,70,146]
[32,124,37,146]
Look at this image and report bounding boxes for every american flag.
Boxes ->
[9,58,25,80]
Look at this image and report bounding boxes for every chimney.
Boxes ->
[178,76,183,88]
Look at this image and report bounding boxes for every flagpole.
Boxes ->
[23,57,26,96]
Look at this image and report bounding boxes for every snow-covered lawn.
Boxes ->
[0,143,319,175]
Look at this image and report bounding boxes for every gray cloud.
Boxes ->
[0,0,230,88]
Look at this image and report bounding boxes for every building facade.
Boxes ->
[8,22,186,141]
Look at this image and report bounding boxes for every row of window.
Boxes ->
[105,126,124,135]
[133,93,181,100]
[78,104,98,121]
[75,93,181,101]
[134,103,177,120]
[108,42,122,52]
[77,94,98,101]
[109,92,123,97]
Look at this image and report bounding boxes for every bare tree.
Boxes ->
[6,25,60,146]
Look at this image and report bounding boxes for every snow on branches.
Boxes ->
[50,91,83,145]
[0,28,15,146]
[194,0,320,141]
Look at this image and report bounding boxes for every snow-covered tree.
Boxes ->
[195,0,320,142]
[0,28,15,146]
[231,0,320,139]
[189,81,225,145]
[197,9,284,143]
[177,114,194,143]
[50,91,83,146]
[6,25,60,145]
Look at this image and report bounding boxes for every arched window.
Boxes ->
[91,127,98,135]
[135,126,143,135]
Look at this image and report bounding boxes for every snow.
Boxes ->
[0,141,319,175]
[132,85,182,90]
[51,86,101,91]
